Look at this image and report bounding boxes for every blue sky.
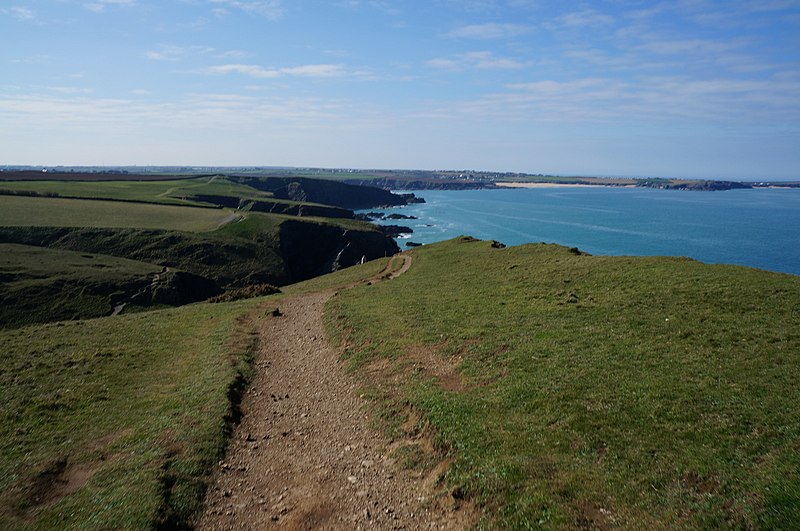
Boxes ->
[1,1,799,179]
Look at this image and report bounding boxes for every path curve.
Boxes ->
[198,253,471,530]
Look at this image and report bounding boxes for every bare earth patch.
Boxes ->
[198,255,476,530]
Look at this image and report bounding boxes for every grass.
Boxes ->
[0,244,162,328]
[0,195,235,232]
[0,254,399,530]
[0,297,270,530]
[281,256,391,295]
[326,237,800,528]
[0,176,269,206]
[0,302,268,529]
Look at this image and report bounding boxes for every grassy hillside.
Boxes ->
[0,299,264,530]
[326,238,800,528]
[0,258,401,530]
[0,195,235,232]
[0,244,164,328]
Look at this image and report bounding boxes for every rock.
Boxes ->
[377,225,413,237]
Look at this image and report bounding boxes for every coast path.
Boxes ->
[198,254,472,530]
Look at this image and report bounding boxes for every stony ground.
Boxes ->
[198,256,474,530]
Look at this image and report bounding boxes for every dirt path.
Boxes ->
[198,254,473,530]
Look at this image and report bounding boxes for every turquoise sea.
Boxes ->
[364,187,800,276]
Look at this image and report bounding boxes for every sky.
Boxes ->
[1,1,799,179]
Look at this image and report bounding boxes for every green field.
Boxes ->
[0,195,236,232]
[0,176,269,206]
[0,299,264,530]
[326,238,800,528]
[0,258,401,530]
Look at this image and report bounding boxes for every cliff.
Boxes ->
[230,176,410,209]
[278,220,399,281]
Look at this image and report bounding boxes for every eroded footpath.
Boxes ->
[198,255,472,530]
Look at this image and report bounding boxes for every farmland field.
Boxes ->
[0,176,269,206]
[0,195,236,232]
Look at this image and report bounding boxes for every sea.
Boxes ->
[362,186,800,276]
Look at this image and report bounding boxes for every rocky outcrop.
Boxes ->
[376,225,413,238]
[230,177,410,209]
[124,269,222,307]
[278,220,399,281]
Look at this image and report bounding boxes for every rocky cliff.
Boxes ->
[231,176,411,209]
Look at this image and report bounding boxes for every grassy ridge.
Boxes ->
[0,195,235,232]
[0,176,268,206]
[0,299,266,530]
[326,238,800,528]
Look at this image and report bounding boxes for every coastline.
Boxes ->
[495,182,634,189]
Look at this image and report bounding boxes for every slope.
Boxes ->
[326,237,800,528]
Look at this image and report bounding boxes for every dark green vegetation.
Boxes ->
[1,244,159,328]
[327,237,800,528]
[0,175,403,328]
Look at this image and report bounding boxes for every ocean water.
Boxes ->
[363,187,800,276]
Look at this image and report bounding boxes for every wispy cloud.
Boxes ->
[207,0,283,20]
[2,6,36,21]
[557,8,615,28]
[339,1,403,17]
[0,92,349,135]
[461,73,800,124]
[145,45,215,62]
[145,45,255,62]
[445,22,532,39]
[84,0,137,13]
[198,63,346,78]
[427,51,528,71]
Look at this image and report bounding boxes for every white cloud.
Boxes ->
[85,0,136,13]
[2,6,36,21]
[47,86,94,94]
[208,0,283,20]
[199,63,346,78]
[445,22,532,39]
[427,51,528,71]
[484,74,800,124]
[145,45,216,62]
[558,8,615,28]
[205,64,281,78]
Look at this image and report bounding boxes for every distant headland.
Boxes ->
[2,165,798,192]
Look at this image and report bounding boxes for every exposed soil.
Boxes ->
[198,255,476,530]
